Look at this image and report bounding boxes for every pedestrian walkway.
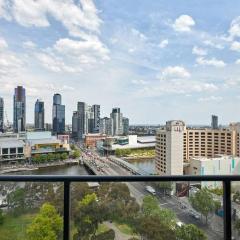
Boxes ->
[104,222,139,240]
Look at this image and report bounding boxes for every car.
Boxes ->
[189,210,200,220]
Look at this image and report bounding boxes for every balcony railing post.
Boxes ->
[64,180,70,240]
[223,180,231,240]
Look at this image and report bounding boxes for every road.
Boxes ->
[82,150,224,240]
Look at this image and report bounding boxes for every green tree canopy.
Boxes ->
[176,224,207,240]
[189,187,217,223]
[72,150,81,159]
[74,193,105,239]
[26,203,63,240]
[136,214,176,240]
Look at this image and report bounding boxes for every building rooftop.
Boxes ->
[0,138,25,148]
[137,136,156,143]
[27,138,60,146]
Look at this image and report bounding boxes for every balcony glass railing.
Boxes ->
[0,175,238,240]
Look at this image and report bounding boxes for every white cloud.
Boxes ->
[203,40,224,49]
[0,0,102,40]
[198,96,222,102]
[196,57,226,68]
[131,28,147,41]
[158,39,168,48]
[54,38,110,61]
[136,80,218,98]
[192,46,207,56]
[173,15,195,32]
[0,37,8,49]
[230,41,240,52]
[236,59,240,65]
[131,79,148,85]
[229,16,240,40]
[0,37,23,77]
[0,0,110,73]
[162,66,190,79]
[23,40,36,49]
[35,52,81,73]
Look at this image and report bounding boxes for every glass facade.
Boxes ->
[34,99,45,130]
[13,86,26,133]
[0,97,3,132]
[52,94,65,134]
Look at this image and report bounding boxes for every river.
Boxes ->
[11,164,89,175]
[128,158,155,174]
[6,158,155,175]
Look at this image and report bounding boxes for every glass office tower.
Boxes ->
[52,93,65,135]
[13,86,26,133]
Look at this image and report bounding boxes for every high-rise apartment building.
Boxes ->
[0,97,3,132]
[72,102,87,140]
[122,117,129,135]
[100,117,113,136]
[52,93,65,135]
[72,102,101,140]
[156,120,240,175]
[156,120,185,175]
[92,104,100,133]
[110,108,123,136]
[34,99,45,131]
[13,86,26,133]
[211,115,218,129]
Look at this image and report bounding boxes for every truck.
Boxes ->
[145,186,156,195]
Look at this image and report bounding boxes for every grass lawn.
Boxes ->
[96,223,110,235]
[0,213,35,240]
[114,222,135,235]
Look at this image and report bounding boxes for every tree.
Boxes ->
[74,193,104,239]
[72,150,81,159]
[142,195,159,215]
[235,219,240,236]
[142,195,176,227]
[47,153,55,162]
[115,149,122,157]
[39,154,47,163]
[154,182,173,196]
[26,203,63,240]
[189,187,217,223]
[91,229,115,240]
[55,153,61,160]
[7,187,26,216]
[176,224,207,240]
[0,209,4,225]
[60,153,68,160]
[136,214,176,240]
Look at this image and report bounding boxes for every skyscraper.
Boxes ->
[13,86,26,133]
[52,93,65,135]
[92,104,100,133]
[110,108,123,136]
[122,117,129,135]
[34,99,45,130]
[72,102,101,140]
[211,115,218,129]
[72,102,85,140]
[0,97,3,132]
[100,117,113,136]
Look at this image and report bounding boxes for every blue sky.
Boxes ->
[0,0,240,125]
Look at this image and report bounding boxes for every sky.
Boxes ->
[0,0,240,125]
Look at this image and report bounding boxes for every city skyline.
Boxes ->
[0,1,240,124]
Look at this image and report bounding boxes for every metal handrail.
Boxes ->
[0,174,237,240]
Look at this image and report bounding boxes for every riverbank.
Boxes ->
[123,155,155,161]
[0,159,80,174]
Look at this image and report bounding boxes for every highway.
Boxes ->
[81,150,224,240]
